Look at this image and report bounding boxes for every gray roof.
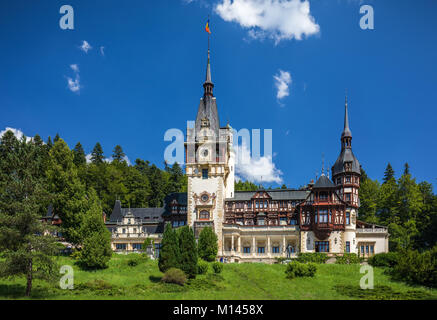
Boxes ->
[226,189,310,201]
[108,200,164,223]
[313,175,336,188]
[342,98,352,139]
[195,96,220,139]
[332,148,361,176]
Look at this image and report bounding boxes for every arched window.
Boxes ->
[199,210,210,220]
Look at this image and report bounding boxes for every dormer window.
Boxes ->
[201,118,210,128]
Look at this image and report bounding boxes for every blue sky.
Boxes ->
[0,0,436,189]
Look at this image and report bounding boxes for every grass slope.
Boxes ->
[0,254,435,300]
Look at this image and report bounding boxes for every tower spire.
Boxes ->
[203,29,214,97]
[341,94,352,149]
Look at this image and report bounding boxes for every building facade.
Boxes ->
[105,45,389,261]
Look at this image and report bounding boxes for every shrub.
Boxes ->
[161,268,187,286]
[368,252,399,268]
[392,247,437,288]
[285,261,317,279]
[296,253,329,264]
[197,259,209,274]
[127,256,141,267]
[212,262,223,274]
[336,253,362,265]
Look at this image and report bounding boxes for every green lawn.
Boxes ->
[0,254,435,300]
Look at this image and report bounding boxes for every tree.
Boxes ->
[158,223,180,273]
[72,142,86,167]
[112,145,125,162]
[358,177,380,224]
[198,227,218,262]
[91,142,104,164]
[403,163,410,176]
[178,226,198,278]
[383,163,395,184]
[46,139,88,245]
[77,232,112,270]
[0,132,59,296]
[54,133,61,143]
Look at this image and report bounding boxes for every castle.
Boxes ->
[105,44,389,262]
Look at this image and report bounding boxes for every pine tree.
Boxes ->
[404,163,410,176]
[178,226,198,278]
[72,142,86,167]
[91,142,104,164]
[383,163,395,184]
[158,223,180,273]
[46,139,88,245]
[112,145,125,162]
[198,227,218,262]
[53,133,61,143]
[0,132,59,296]
[77,189,112,269]
[46,136,53,150]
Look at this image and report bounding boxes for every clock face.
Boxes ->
[203,149,209,157]
[201,194,209,202]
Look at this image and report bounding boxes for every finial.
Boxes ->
[321,153,325,176]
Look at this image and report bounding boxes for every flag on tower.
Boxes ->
[205,19,211,34]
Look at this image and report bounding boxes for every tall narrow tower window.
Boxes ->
[202,168,208,179]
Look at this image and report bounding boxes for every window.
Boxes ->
[255,201,259,209]
[116,243,127,250]
[264,200,268,208]
[133,243,142,250]
[122,228,126,234]
[345,241,350,253]
[247,201,252,209]
[280,217,287,225]
[133,228,137,233]
[257,247,265,254]
[257,218,265,226]
[346,212,350,225]
[366,245,369,254]
[272,246,280,253]
[199,210,210,220]
[319,209,328,223]
[361,245,365,255]
[336,178,341,185]
[346,176,351,183]
[315,241,329,253]
[243,247,251,254]
[154,243,161,258]
[319,192,328,201]
[290,219,297,225]
[202,169,208,179]
[370,245,374,254]
[172,221,178,228]
[345,193,351,201]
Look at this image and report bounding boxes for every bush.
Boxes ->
[127,256,141,267]
[296,253,329,264]
[336,253,362,265]
[197,259,209,274]
[368,252,399,268]
[285,261,317,279]
[161,268,187,286]
[392,247,437,288]
[212,262,223,274]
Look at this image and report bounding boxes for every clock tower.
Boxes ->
[185,42,234,254]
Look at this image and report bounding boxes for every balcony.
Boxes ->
[356,228,388,234]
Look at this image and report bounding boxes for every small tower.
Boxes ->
[331,96,361,208]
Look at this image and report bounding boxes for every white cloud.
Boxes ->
[70,64,79,72]
[100,46,105,56]
[80,40,92,53]
[215,0,320,44]
[67,74,80,93]
[0,127,32,142]
[274,69,292,100]
[67,64,81,93]
[234,142,283,184]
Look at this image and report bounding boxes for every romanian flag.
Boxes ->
[205,19,211,34]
